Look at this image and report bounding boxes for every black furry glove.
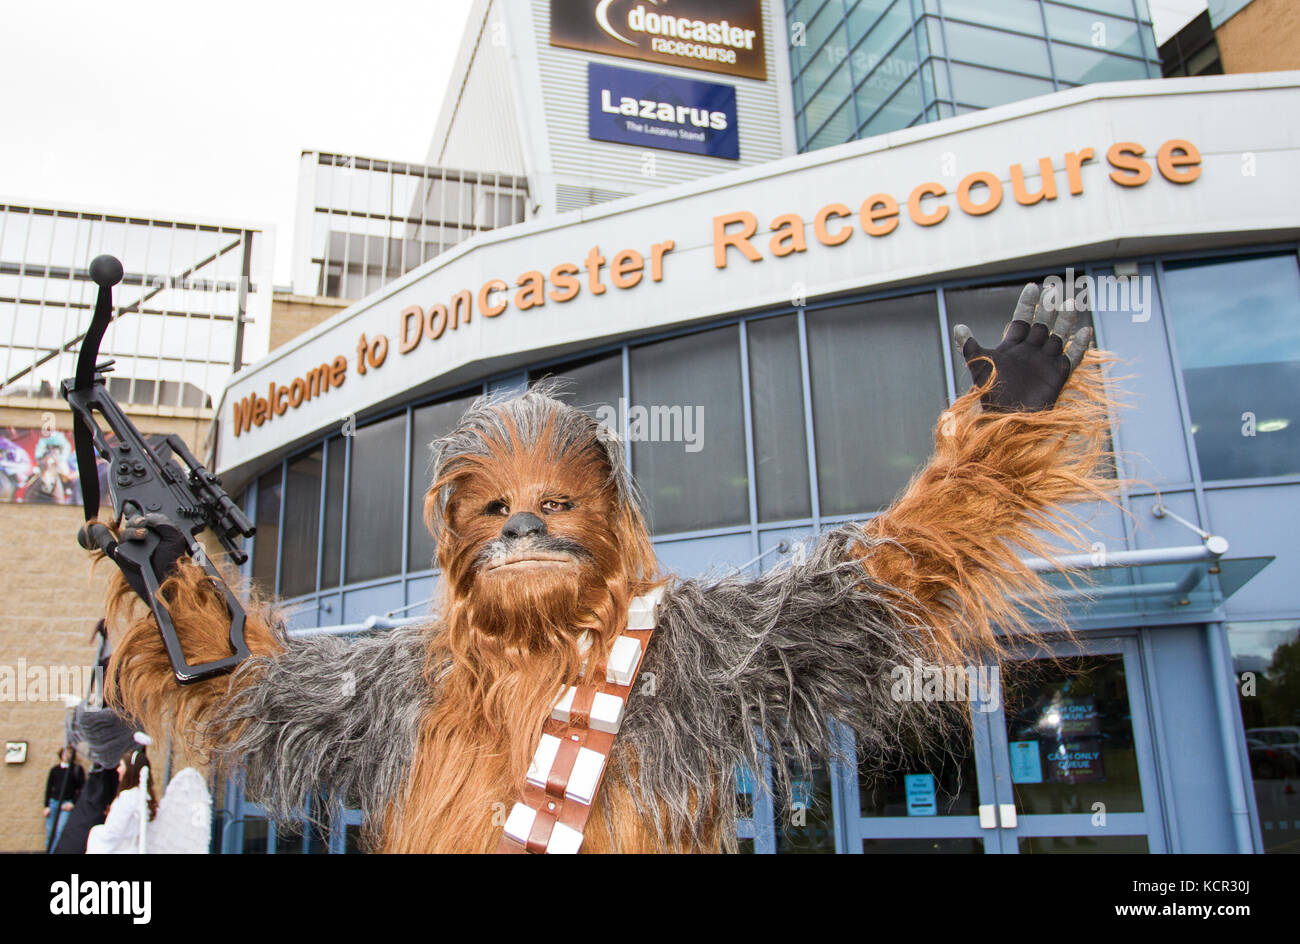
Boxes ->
[952,282,1093,413]
[78,513,190,604]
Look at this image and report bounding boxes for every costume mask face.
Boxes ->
[428,396,633,645]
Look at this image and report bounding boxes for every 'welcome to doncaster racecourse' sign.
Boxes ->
[227,137,1200,440]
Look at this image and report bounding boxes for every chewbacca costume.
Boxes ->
[93,284,1115,853]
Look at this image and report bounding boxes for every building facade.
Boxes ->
[209,74,1300,854]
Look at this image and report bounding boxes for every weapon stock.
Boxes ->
[61,254,255,684]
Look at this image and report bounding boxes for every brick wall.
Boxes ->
[268,293,351,353]
[0,397,213,852]
[1217,0,1300,72]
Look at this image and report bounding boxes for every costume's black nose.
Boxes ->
[502,512,547,540]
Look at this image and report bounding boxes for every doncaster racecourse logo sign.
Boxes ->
[551,0,767,81]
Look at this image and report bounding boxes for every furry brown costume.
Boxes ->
[95,290,1116,854]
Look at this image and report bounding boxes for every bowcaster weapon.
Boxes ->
[61,254,255,684]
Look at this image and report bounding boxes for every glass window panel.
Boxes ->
[774,759,836,853]
[408,393,478,572]
[943,20,1052,76]
[1044,2,1145,58]
[747,315,811,522]
[803,56,855,141]
[861,70,924,137]
[240,818,268,854]
[630,326,748,535]
[1002,655,1144,814]
[808,92,858,149]
[346,414,406,583]
[807,293,945,515]
[794,0,848,75]
[530,351,622,421]
[859,721,977,816]
[847,0,914,65]
[864,837,984,852]
[925,13,945,57]
[252,467,282,595]
[947,62,1054,107]
[1019,835,1149,853]
[1162,254,1300,481]
[939,0,1045,33]
[1228,619,1300,854]
[280,448,323,598]
[1049,43,1149,83]
[321,435,346,589]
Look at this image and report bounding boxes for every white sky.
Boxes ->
[1,0,475,285]
[3,0,1201,287]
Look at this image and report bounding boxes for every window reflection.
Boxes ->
[1001,655,1144,815]
[747,315,811,522]
[775,759,836,854]
[320,436,345,590]
[859,722,978,818]
[252,468,281,595]
[408,394,478,572]
[280,448,322,598]
[1162,254,1300,481]
[1229,620,1300,854]
[346,415,405,583]
[630,326,748,535]
[807,293,944,515]
[530,351,622,421]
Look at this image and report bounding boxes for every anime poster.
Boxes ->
[0,427,107,505]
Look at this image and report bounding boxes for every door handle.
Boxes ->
[979,804,997,829]
[999,803,1018,828]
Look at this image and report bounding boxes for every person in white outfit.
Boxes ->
[86,732,211,854]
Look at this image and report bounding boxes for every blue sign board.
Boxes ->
[904,774,937,816]
[587,62,739,160]
[1009,740,1044,784]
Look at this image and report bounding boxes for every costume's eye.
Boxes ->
[540,499,574,514]
[484,500,510,517]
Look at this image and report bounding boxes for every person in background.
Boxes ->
[43,747,85,849]
[86,738,156,855]
[52,618,134,854]
[85,732,211,855]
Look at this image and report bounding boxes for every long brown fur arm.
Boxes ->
[102,555,283,753]
[855,351,1119,667]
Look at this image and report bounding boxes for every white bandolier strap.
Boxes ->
[497,583,666,854]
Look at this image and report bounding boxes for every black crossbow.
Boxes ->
[61,254,255,684]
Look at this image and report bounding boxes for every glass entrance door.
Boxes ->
[841,633,1166,853]
[986,635,1166,853]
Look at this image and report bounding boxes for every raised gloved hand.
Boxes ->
[78,513,190,604]
[952,282,1093,413]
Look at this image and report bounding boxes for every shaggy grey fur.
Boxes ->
[611,525,950,851]
[205,620,432,831]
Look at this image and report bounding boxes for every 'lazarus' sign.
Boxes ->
[589,63,739,159]
[552,0,766,81]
